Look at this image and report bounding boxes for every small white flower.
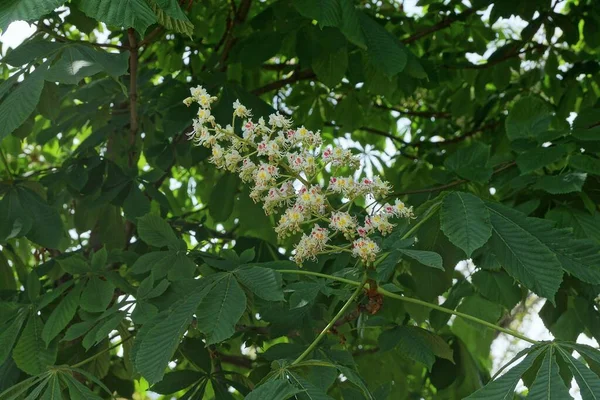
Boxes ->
[233,100,251,118]
[352,237,380,264]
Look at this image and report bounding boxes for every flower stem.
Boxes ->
[291,274,368,365]
[400,202,441,240]
[278,269,538,345]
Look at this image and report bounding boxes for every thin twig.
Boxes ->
[401,7,480,44]
[393,161,517,196]
[127,28,139,168]
[39,23,128,50]
[252,69,316,95]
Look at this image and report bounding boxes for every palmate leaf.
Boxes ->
[440,192,492,257]
[149,0,193,37]
[528,348,571,400]
[465,346,545,399]
[136,214,180,249]
[556,346,600,400]
[234,266,284,301]
[0,0,65,32]
[505,96,552,141]
[244,379,302,400]
[133,279,215,384]
[12,315,58,376]
[293,0,341,27]
[358,13,407,77]
[486,202,563,301]
[196,274,247,345]
[41,284,83,346]
[491,203,600,285]
[0,309,27,365]
[0,65,47,142]
[288,372,334,400]
[40,374,62,400]
[77,0,157,34]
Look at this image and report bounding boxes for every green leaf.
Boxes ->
[0,187,65,249]
[293,0,341,27]
[533,173,587,194]
[133,279,215,384]
[528,349,571,400]
[41,284,82,346]
[398,249,443,270]
[245,379,302,400]
[0,66,46,142]
[339,0,366,48]
[288,372,334,400]
[40,374,63,400]
[209,174,239,222]
[149,0,194,37]
[56,255,90,275]
[440,192,492,257]
[570,154,600,174]
[13,315,58,375]
[62,373,103,399]
[378,326,452,370]
[444,143,492,183]
[79,276,115,313]
[3,39,64,67]
[465,347,544,399]
[136,214,180,249]
[471,270,521,310]
[234,266,283,301]
[312,46,348,88]
[151,370,204,394]
[359,13,407,77]
[44,46,129,84]
[129,250,195,280]
[516,146,568,174]
[196,274,247,345]
[487,202,563,301]
[0,0,65,32]
[0,309,27,365]
[78,0,157,34]
[90,248,107,271]
[556,346,600,400]
[26,270,40,302]
[505,96,553,141]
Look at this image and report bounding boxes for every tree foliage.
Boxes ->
[1,0,600,399]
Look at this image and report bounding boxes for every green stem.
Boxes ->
[279,269,538,345]
[400,202,441,240]
[0,148,13,180]
[72,336,132,368]
[291,274,368,365]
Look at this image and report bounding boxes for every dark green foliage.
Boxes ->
[1,0,600,399]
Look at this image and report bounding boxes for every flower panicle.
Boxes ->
[184,86,415,266]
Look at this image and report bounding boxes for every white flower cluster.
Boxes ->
[184,86,415,265]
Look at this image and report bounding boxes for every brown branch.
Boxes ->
[401,7,480,44]
[443,43,546,70]
[215,352,253,369]
[411,121,501,148]
[252,69,317,95]
[393,161,517,196]
[127,28,139,168]
[39,23,128,50]
[137,27,163,48]
[217,0,252,71]
[375,104,451,119]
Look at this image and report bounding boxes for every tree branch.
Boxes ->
[401,7,480,44]
[411,121,502,147]
[392,161,517,196]
[375,104,451,119]
[252,69,317,95]
[39,23,128,50]
[127,28,139,168]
